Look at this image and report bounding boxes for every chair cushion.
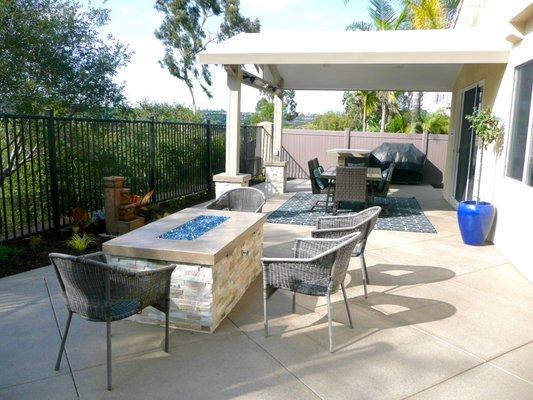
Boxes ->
[313,168,327,190]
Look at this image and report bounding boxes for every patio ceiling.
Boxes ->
[198,29,512,91]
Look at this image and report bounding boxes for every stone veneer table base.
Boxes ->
[107,228,263,332]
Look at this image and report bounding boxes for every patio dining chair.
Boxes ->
[331,166,368,214]
[311,206,382,298]
[206,187,266,213]
[262,232,363,353]
[371,163,396,210]
[49,252,175,390]
[307,158,334,211]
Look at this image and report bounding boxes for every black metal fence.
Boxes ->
[0,112,264,241]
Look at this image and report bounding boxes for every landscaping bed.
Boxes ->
[0,191,214,278]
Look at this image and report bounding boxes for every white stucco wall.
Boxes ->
[445,0,533,280]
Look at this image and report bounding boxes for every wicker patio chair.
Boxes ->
[262,232,363,353]
[49,252,175,390]
[332,166,368,214]
[308,158,334,211]
[371,163,396,211]
[206,187,266,213]
[311,206,382,298]
[372,163,396,197]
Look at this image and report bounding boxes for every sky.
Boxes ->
[92,0,376,113]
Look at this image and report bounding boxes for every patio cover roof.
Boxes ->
[198,29,512,91]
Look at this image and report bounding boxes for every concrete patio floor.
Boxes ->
[1,181,532,399]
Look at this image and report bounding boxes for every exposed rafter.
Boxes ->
[224,65,282,96]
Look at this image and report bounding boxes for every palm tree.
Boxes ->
[345,0,406,131]
[401,0,461,28]
[399,0,460,123]
[343,91,378,131]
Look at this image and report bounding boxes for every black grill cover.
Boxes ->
[370,143,426,184]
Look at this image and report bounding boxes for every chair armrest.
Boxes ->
[293,237,347,259]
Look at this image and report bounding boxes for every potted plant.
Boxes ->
[457,107,503,245]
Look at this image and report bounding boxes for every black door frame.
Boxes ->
[453,83,484,203]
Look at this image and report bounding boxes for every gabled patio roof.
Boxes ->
[198,29,512,91]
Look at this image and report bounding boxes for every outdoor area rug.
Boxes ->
[267,193,437,234]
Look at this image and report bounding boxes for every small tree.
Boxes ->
[465,107,504,203]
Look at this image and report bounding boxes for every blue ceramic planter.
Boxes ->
[457,201,495,246]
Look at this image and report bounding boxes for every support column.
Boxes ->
[214,66,251,198]
[269,91,287,195]
[258,121,273,162]
[226,66,242,176]
[273,92,283,160]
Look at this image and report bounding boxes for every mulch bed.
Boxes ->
[0,191,215,278]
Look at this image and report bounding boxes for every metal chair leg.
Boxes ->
[326,292,334,353]
[106,320,112,391]
[263,285,269,337]
[292,291,296,313]
[362,253,370,284]
[341,283,353,329]
[55,311,73,371]
[164,298,170,353]
[360,256,368,299]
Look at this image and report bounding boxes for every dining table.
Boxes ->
[321,166,383,182]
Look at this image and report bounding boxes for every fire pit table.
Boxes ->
[103,207,266,333]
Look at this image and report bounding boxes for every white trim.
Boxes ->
[451,80,485,203]
[504,59,533,186]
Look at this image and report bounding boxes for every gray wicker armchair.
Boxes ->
[49,252,175,390]
[206,187,266,213]
[262,232,363,353]
[311,206,381,298]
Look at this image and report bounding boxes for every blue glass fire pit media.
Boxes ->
[159,215,229,240]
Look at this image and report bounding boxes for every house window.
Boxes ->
[506,60,533,186]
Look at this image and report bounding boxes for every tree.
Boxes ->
[343,91,378,131]
[401,0,460,29]
[249,98,274,125]
[248,90,298,125]
[310,112,352,131]
[0,0,131,115]
[284,90,298,121]
[121,100,202,122]
[345,0,405,131]
[154,0,260,113]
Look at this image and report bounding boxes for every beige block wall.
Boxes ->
[444,13,533,280]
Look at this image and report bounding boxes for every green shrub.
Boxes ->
[28,235,44,251]
[0,245,25,263]
[67,234,96,253]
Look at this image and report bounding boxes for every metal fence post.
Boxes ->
[148,116,156,194]
[45,109,60,230]
[206,120,213,192]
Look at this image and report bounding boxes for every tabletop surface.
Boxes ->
[322,166,382,181]
[103,207,266,265]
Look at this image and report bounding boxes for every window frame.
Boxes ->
[505,59,533,186]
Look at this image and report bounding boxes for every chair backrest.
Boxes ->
[308,158,321,194]
[316,206,381,250]
[334,166,367,203]
[376,162,396,195]
[49,253,111,321]
[212,187,266,212]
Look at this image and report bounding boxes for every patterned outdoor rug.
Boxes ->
[267,193,437,234]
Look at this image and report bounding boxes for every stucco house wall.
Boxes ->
[444,0,533,279]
